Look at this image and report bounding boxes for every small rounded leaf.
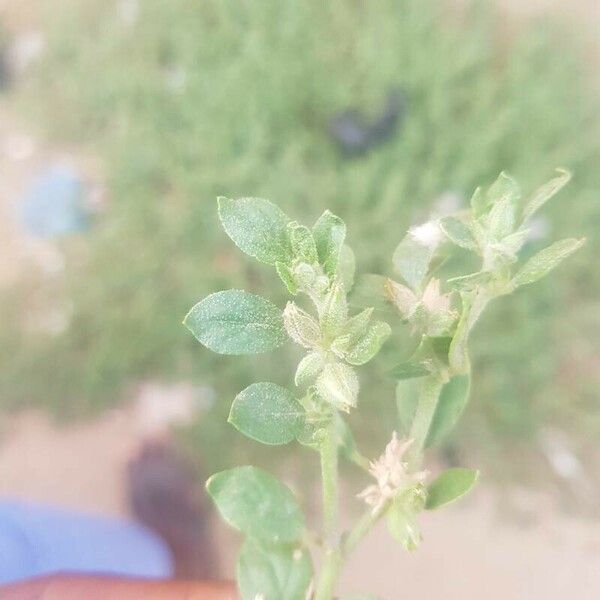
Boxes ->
[283,302,321,349]
[316,362,359,412]
[184,290,286,355]
[206,466,304,544]
[237,539,312,600]
[426,468,479,510]
[229,382,305,445]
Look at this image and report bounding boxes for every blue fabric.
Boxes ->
[0,501,173,584]
[20,166,89,238]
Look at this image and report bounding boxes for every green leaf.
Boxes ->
[426,374,471,447]
[511,238,585,288]
[218,197,292,265]
[313,210,346,277]
[237,539,312,600]
[396,379,420,435]
[390,361,431,380]
[469,186,487,218]
[392,227,438,290]
[439,216,477,251]
[447,271,492,291]
[485,172,521,240]
[206,466,304,544]
[276,261,298,295]
[229,382,305,445]
[426,468,479,510]
[316,362,359,412]
[387,501,421,551]
[320,280,348,337]
[345,321,391,366]
[339,244,356,291]
[283,302,321,349]
[522,168,571,223]
[184,290,286,355]
[294,351,325,387]
[288,221,318,265]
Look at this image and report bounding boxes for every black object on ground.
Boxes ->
[329,89,406,157]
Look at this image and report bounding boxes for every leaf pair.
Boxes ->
[207,466,311,600]
[219,196,347,293]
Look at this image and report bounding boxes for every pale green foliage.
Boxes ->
[425,468,479,510]
[229,383,304,445]
[237,539,313,600]
[184,290,286,355]
[206,466,305,544]
[511,238,585,288]
[185,173,581,599]
[218,197,292,265]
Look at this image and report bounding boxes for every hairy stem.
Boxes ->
[320,421,339,542]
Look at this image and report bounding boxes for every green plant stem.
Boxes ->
[314,502,389,600]
[408,374,444,463]
[314,420,340,600]
[314,547,342,600]
[320,420,339,542]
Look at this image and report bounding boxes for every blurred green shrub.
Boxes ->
[2,0,599,472]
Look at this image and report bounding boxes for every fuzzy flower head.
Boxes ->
[358,432,428,514]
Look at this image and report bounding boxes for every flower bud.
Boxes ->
[283,302,321,349]
[319,280,348,338]
[316,362,359,412]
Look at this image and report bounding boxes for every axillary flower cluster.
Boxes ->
[184,169,583,600]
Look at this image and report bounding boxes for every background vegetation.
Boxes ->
[2,0,599,480]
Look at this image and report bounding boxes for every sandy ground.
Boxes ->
[0,1,599,597]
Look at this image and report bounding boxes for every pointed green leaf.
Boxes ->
[184,290,286,355]
[447,271,492,291]
[485,172,521,240]
[288,221,318,265]
[339,244,356,291]
[218,197,292,265]
[470,186,487,218]
[313,210,346,277]
[425,468,479,510]
[283,302,321,349]
[522,169,571,223]
[425,374,471,447]
[392,225,439,290]
[319,280,348,337]
[229,382,305,445]
[206,466,304,544]
[345,321,391,366]
[511,238,584,288]
[439,216,477,251]
[276,261,298,295]
[237,539,312,600]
